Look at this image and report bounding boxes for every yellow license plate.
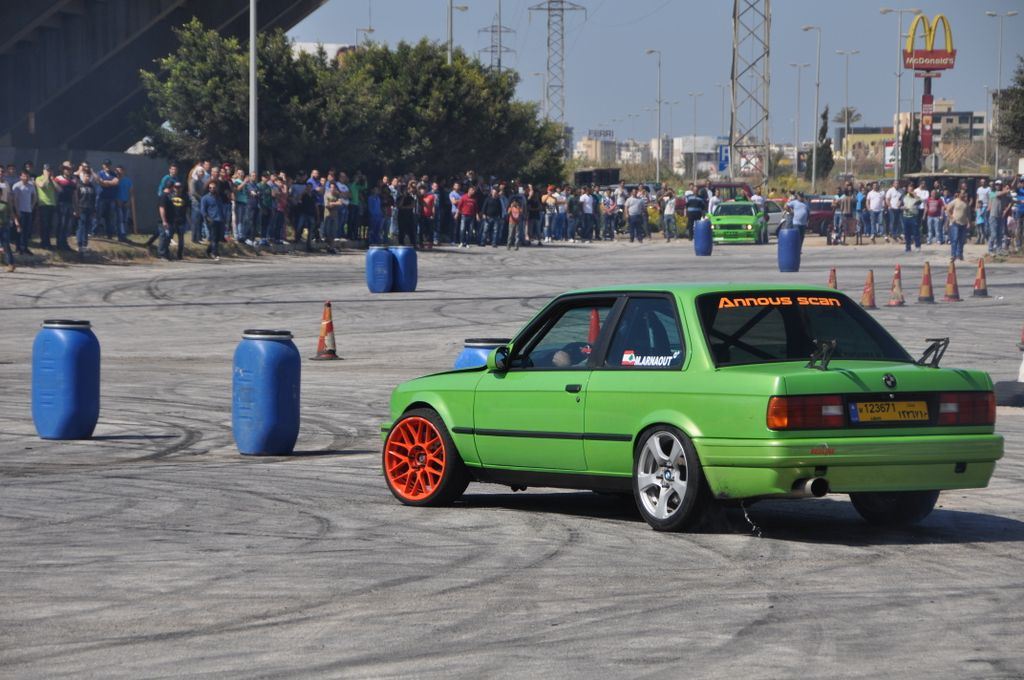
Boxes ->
[854,400,929,423]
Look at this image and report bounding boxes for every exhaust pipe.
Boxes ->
[791,477,829,498]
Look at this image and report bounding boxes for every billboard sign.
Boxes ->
[884,140,896,170]
[903,14,956,72]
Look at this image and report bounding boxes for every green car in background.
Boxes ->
[382,284,1002,532]
[709,200,768,244]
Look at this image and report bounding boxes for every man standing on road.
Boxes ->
[989,180,1011,255]
[579,186,596,243]
[785,191,810,241]
[866,182,885,243]
[74,168,98,255]
[97,160,122,241]
[901,184,922,252]
[12,170,37,255]
[53,163,76,251]
[659,188,677,242]
[158,182,187,261]
[0,168,16,272]
[624,188,647,244]
[945,189,969,262]
[885,180,903,243]
[115,165,134,242]
[457,185,480,249]
[684,188,706,238]
[200,179,224,260]
[35,164,58,250]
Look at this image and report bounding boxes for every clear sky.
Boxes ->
[289,0,1024,145]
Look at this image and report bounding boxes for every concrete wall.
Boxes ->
[0,147,171,233]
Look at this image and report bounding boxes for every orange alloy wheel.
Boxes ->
[385,416,447,501]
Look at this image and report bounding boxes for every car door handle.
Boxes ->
[565,384,582,393]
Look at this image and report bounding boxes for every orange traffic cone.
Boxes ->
[887,265,905,306]
[943,261,962,302]
[311,301,341,360]
[860,270,877,309]
[827,267,838,289]
[588,307,601,344]
[973,259,989,297]
[917,262,935,303]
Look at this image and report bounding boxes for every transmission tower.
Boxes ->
[479,0,515,72]
[528,0,585,126]
[729,0,771,182]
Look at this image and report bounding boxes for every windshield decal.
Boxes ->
[717,295,841,309]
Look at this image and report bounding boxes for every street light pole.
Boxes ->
[836,49,860,176]
[716,82,726,139]
[645,49,662,184]
[447,2,469,66]
[801,25,821,193]
[688,91,703,185]
[249,0,257,177]
[788,63,809,176]
[984,85,991,169]
[880,8,922,182]
[986,10,1019,176]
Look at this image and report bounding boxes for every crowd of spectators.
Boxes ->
[4,156,1023,273]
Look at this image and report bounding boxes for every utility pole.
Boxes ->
[801,24,820,192]
[731,0,771,184]
[645,48,662,184]
[986,10,1019,177]
[529,1,586,127]
[249,0,257,177]
[836,49,859,176]
[689,91,703,184]
[880,8,921,182]
[480,0,515,71]
[789,63,808,176]
[447,1,469,66]
[984,85,991,169]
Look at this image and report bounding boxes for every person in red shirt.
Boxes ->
[418,184,435,249]
[457,186,479,248]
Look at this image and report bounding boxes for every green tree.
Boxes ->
[805,105,834,182]
[140,21,563,181]
[899,119,922,175]
[995,55,1024,155]
[832,106,862,126]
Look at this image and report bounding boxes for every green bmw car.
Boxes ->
[382,284,1002,532]
[710,200,768,244]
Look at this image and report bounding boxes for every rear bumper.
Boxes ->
[696,433,1003,499]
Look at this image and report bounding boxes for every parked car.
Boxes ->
[807,196,835,236]
[381,284,1002,532]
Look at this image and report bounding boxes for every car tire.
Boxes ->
[632,426,709,532]
[849,490,940,527]
[383,408,469,506]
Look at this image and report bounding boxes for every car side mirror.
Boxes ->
[487,345,510,373]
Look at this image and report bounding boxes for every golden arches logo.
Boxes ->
[904,13,956,71]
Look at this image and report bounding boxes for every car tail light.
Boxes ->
[767,395,845,430]
[938,392,996,426]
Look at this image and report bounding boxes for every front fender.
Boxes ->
[387,384,481,466]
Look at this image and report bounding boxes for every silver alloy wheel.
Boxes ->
[636,430,688,520]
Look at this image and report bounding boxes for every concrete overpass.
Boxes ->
[0,0,325,151]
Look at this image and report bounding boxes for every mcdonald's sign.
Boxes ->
[903,14,956,71]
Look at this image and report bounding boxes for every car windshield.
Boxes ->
[697,291,912,367]
[715,204,756,217]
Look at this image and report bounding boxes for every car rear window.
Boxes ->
[715,204,756,217]
[697,291,912,367]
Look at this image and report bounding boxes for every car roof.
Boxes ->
[563,283,843,298]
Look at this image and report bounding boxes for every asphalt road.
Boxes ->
[2,237,1023,678]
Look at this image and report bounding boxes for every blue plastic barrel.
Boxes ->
[366,246,394,293]
[390,245,418,292]
[777,227,802,272]
[693,219,713,256]
[232,329,301,455]
[454,338,511,370]
[32,320,100,440]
